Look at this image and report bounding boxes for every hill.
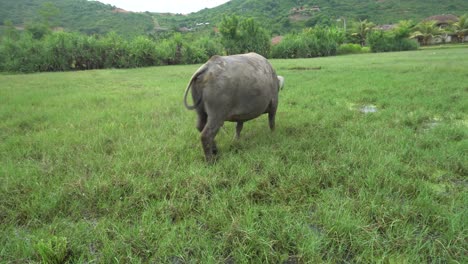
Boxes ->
[0,0,155,37]
[1,0,467,37]
[157,0,468,34]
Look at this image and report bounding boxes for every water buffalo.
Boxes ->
[183,52,284,162]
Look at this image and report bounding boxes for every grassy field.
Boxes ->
[1,47,467,263]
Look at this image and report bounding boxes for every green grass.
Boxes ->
[420,42,468,50]
[1,47,467,263]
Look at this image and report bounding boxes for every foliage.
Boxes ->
[219,15,271,56]
[25,22,51,39]
[4,0,468,38]
[193,36,224,59]
[34,236,69,264]
[271,26,344,58]
[38,2,60,28]
[2,19,19,40]
[218,15,240,54]
[0,0,154,38]
[337,43,369,55]
[367,20,418,52]
[0,30,218,72]
[0,33,44,72]
[452,14,468,42]
[351,20,375,46]
[368,30,419,52]
[1,47,467,262]
[410,20,442,45]
[393,20,415,39]
[154,0,468,35]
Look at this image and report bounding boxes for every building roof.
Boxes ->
[375,24,396,31]
[423,14,459,25]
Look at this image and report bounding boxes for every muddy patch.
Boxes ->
[287,66,322,71]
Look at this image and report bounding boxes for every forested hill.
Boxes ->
[158,0,468,34]
[0,0,154,37]
[1,0,467,37]
[205,0,468,23]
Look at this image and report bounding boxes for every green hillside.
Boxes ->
[1,0,467,37]
[157,0,468,34]
[0,0,154,37]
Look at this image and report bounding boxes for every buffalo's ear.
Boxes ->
[278,76,285,90]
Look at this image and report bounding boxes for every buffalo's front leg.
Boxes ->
[268,99,278,131]
[201,120,222,163]
[236,121,244,139]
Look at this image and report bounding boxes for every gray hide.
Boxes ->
[184,52,284,162]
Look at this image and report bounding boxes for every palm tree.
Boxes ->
[410,20,441,45]
[452,14,468,43]
[394,20,415,39]
[352,19,375,46]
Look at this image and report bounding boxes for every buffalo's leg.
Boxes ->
[201,120,222,162]
[268,99,278,131]
[196,110,207,132]
[236,121,244,139]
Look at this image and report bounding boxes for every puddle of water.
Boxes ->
[347,102,378,114]
[360,105,378,114]
[422,117,442,131]
[426,121,439,129]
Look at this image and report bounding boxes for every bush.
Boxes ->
[271,34,307,58]
[219,15,271,56]
[42,32,76,71]
[193,36,223,58]
[271,26,344,59]
[337,43,369,55]
[182,44,208,64]
[367,30,419,53]
[99,32,131,68]
[0,33,44,72]
[71,34,105,70]
[0,30,218,72]
[129,36,159,67]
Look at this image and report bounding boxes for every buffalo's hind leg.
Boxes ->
[196,109,207,132]
[201,119,223,163]
[268,99,278,131]
[236,121,244,139]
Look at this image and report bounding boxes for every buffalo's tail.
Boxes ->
[184,64,208,110]
[278,76,285,90]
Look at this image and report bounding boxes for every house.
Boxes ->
[419,14,468,44]
[375,24,396,31]
[423,14,458,28]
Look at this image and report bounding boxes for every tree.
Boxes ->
[25,23,51,39]
[452,14,468,42]
[352,19,374,46]
[218,15,270,56]
[393,20,415,39]
[3,20,19,40]
[219,15,240,54]
[410,20,441,45]
[39,2,60,28]
[239,18,271,56]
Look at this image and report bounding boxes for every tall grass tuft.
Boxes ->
[271,26,344,58]
[0,31,222,73]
